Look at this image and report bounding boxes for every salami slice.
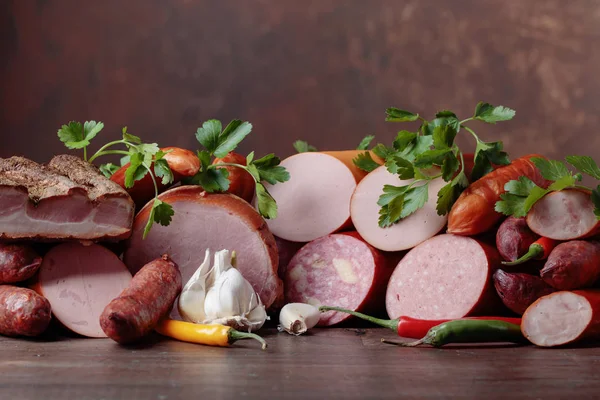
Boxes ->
[284,232,397,326]
[385,234,503,320]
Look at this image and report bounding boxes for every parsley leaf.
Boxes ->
[566,156,600,180]
[436,170,469,216]
[531,157,570,181]
[293,140,318,153]
[124,152,148,188]
[153,152,174,185]
[195,120,222,154]
[186,151,230,192]
[495,177,547,217]
[353,152,381,172]
[58,121,104,150]
[376,184,429,227]
[357,135,375,150]
[250,154,290,184]
[414,149,452,168]
[98,163,119,178]
[386,108,419,122]
[435,110,457,118]
[393,131,417,152]
[378,195,405,228]
[372,144,396,160]
[400,184,429,218]
[255,183,278,219]
[592,186,600,219]
[423,117,460,136]
[214,120,252,158]
[385,156,414,179]
[432,125,457,149]
[401,135,434,162]
[143,199,174,239]
[441,152,460,181]
[122,126,142,144]
[473,102,516,123]
[471,140,509,181]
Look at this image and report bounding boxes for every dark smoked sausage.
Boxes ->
[100,255,182,344]
[495,217,539,263]
[0,243,42,284]
[541,241,600,290]
[0,285,51,337]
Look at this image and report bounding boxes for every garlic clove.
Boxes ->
[178,249,212,323]
[278,303,321,335]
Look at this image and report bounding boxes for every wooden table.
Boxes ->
[2,328,599,399]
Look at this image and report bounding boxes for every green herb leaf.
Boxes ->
[124,152,148,188]
[436,170,468,216]
[385,156,414,179]
[357,135,375,150]
[432,124,457,149]
[246,151,255,165]
[255,183,278,219]
[401,135,434,162]
[214,121,252,158]
[386,108,419,122]
[251,153,290,184]
[393,131,417,152]
[353,152,381,172]
[547,174,577,192]
[193,168,230,192]
[154,159,174,185]
[423,117,460,136]
[471,141,509,181]
[57,121,85,149]
[120,155,130,166]
[566,155,600,180]
[376,184,428,227]
[495,176,548,217]
[435,110,457,118]
[122,126,142,144]
[441,153,460,181]
[372,144,396,160]
[98,163,120,178]
[400,184,429,218]
[531,157,570,181]
[414,149,452,168]
[83,121,104,143]
[293,140,318,153]
[143,199,174,239]
[473,102,516,124]
[195,120,222,154]
[378,195,405,228]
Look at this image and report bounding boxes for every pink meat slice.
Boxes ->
[284,232,396,326]
[34,243,132,338]
[262,153,358,242]
[527,189,600,240]
[351,166,448,251]
[385,234,502,320]
[124,187,282,311]
[0,155,134,241]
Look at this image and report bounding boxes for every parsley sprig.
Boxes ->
[58,122,175,238]
[185,119,290,219]
[495,156,600,218]
[293,140,318,153]
[354,102,515,227]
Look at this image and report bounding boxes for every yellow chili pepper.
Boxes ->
[155,319,267,350]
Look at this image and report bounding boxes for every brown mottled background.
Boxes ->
[1,0,600,162]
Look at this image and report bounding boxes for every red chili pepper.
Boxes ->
[502,237,559,266]
[319,306,521,339]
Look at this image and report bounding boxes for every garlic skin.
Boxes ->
[178,249,268,332]
[278,303,321,335]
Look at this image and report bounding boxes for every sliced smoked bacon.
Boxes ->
[0,155,134,242]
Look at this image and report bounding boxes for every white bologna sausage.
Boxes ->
[32,243,132,338]
[522,290,600,347]
[527,189,600,241]
[350,165,447,251]
[124,186,282,311]
[262,151,381,243]
[385,234,504,320]
[284,231,400,326]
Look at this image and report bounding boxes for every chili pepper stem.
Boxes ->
[228,329,268,350]
[502,243,543,266]
[319,306,398,331]
[381,338,424,347]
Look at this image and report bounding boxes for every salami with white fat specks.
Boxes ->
[385,234,504,320]
[284,232,399,326]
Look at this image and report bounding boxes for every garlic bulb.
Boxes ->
[278,303,321,335]
[178,249,268,332]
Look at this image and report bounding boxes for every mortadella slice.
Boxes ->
[284,232,398,326]
[33,243,132,338]
[262,151,381,243]
[124,186,282,310]
[350,165,447,251]
[385,234,503,320]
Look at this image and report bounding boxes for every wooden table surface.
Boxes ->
[2,327,599,399]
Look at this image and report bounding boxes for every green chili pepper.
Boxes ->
[381,319,526,348]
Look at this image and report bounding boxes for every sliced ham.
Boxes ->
[0,155,134,241]
[33,243,132,337]
[262,151,380,242]
[522,290,600,347]
[284,232,398,326]
[350,165,447,251]
[385,234,503,320]
[124,186,282,310]
[527,189,600,240]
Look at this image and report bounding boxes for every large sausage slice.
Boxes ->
[527,189,600,240]
[385,234,503,320]
[350,165,447,251]
[263,151,380,242]
[34,243,132,337]
[284,232,397,326]
[124,186,281,310]
[522,290,600,347]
